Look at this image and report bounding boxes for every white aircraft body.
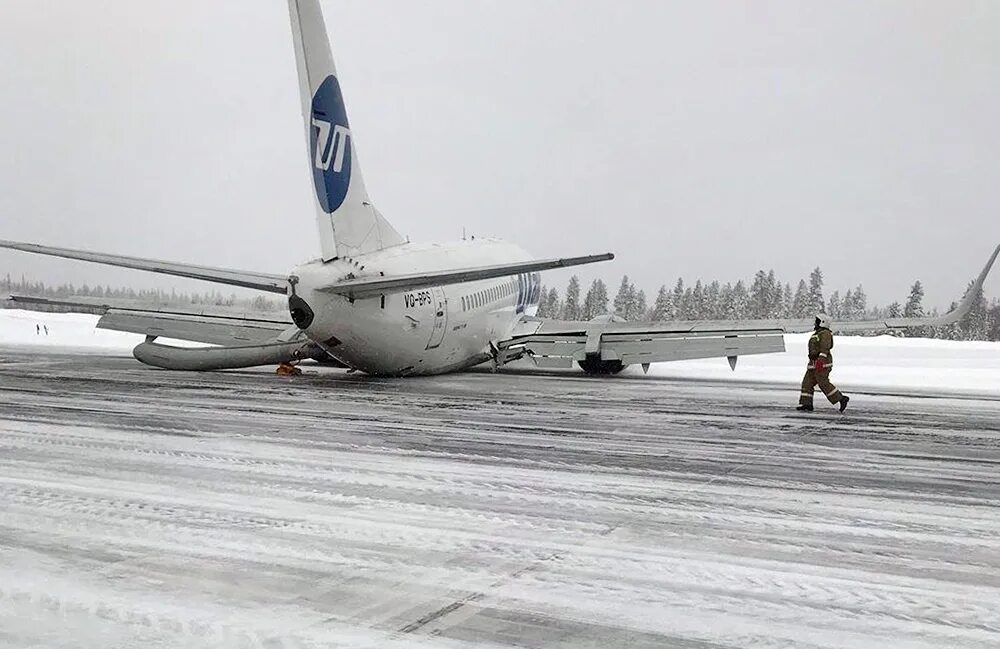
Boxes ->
[2,0,997,377]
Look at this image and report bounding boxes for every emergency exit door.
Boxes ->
[426,287,447,350]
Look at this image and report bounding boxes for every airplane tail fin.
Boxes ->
[287,0,405,261]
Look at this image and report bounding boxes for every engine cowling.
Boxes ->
[132,340,322,371]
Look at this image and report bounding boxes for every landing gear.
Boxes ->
[577,357,626,375]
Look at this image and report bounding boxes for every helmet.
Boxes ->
[814,314,828,328]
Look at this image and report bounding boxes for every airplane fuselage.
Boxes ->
[291,238,541,375]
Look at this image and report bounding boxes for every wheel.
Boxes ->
[577,357,626,375]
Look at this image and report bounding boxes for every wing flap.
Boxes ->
[503,330,785,368]
[97,310,291,346]
[600,331,786,364]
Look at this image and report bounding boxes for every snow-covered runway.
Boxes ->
[1,348,998,648]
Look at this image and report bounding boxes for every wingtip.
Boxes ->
[979,243,1000,283]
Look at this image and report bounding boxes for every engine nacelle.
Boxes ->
[132,340,323,371]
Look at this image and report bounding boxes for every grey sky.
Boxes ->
[1,1,998,309]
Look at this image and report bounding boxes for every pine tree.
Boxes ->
[536,284,550,317]
[562,275,581,320]
[545,287,561,320]
[672,279,685,318]
[782,283,793,318]
[689,280,705,319]
[887,301,902,318]
[583,279,609,319]
[731,280,749,319]
[904,281,924,317]
[706,281,721,319]
[988,299,1000,341]
[792,279,810,317]
[749,270,770,318]
[765,270,782,318]
[613,275,635,319]
[808,267,825,314]
[719,283,736,318]
[651,285,673,320]
[849,285,867,320]
[957,280,989,340]
[827,291,842,319]
[634,289,647,321]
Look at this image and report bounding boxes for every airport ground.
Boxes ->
[1,348,998,648]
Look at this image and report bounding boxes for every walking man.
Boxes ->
[798,316,850,412]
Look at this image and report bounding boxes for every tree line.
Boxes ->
[3,269,998,341]
[536,268,1000,341]
[0,273,283,312]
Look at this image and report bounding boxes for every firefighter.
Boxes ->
[798,316,850,412]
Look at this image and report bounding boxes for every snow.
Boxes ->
[647,332,1000,398]
[1,308,997,396]
[1,351,998,648]
[0,308,195,353]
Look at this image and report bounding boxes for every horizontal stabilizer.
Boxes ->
[0,240,289,294]
[320,253,614,298]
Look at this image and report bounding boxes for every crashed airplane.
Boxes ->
[3,0,997,376]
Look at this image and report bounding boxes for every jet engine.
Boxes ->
[132,339,324,371]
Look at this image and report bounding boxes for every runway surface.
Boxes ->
[1,348,999,648]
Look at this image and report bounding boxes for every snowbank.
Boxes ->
[646,332,1000,397]
[1,309,997,396]
[0,309,195,355]
[0,309,142,354]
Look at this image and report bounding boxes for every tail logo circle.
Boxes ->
[310,75,352,213]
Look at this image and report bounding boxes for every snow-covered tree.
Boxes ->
[583,278,609,319]
[808,267,825,314]
[792,279,810,317]
[651,285,673,320]
[731,280,749,319]
[613,275,636,319]
[672,278,685,318]
[562,275,581,320]
[634,288,648,321]
[827,291,842,319]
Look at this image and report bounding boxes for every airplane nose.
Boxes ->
[288,294,314,329]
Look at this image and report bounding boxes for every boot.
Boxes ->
[796,403,813,412]
[839,395,850,412]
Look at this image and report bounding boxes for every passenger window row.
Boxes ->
[461,279,516,312]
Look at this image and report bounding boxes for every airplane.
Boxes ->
[2,0,998,377]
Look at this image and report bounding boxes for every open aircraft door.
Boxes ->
[426,286,448,350]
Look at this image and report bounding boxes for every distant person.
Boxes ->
[797,316,850,413]
[43,324,49,336]
[36,324,40,335]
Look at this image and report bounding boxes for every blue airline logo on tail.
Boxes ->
[310,75,352,213]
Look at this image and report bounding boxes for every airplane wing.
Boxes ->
[0,240,289,294]
[317,253,615,298]
[500,244,999,370]
[6,294,328,371]
[8,295,292,346]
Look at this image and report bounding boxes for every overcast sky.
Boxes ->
[1,1,998,308]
